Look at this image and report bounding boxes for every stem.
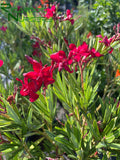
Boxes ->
[72,106,82,128]
[78,62,84,93]
[81,114,86,138]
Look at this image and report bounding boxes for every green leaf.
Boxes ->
[93,119,101,138]
[96,141,107,149]
[102,118,117,136]
[87,120,99,140]
[27,108,33,127]
[0,119,12,128]
[105,132,115,143]
[0,97,21,125]
[55,135,74,150]
[0,143,19,152]
[68,155,77,159]
[103,105,111,124]
[109,143,120,150]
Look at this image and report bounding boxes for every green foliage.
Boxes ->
[88,0,120,35]
[0,0,120,159]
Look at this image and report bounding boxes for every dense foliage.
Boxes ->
[0,0,120,159]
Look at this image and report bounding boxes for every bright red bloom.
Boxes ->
[25,55,42,73]
[0,60,3,67]
[66,9,72,19]
[44,5,56,19]
[68,42,103,65]
[24,55,55,88]
[0,26,7,32]
[99,36,112,47]
[97,35,114,54]
[69,43,76,50]
[96,35,103,39]
[50,51,73,73]
[68,42,90,62]
[40,66,55,88]
[50,50,67,63]
[108,47,113,54]
[63,9,74,25]
[90,48,103,57]
[16,77,41,102]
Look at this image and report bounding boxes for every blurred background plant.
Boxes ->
[87,0,120,35]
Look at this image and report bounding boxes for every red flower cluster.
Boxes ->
[50,42,103,73]
[0,26,7,32]
[44,5,74,25]
[16,55,55,102]
[68,42,103,63]
[50,50,73,73]
[63,9,74,25]
[44,5,56,19]
[17,42,104,102]
[97,24,120,54]
[97,35,113,54]
[0,60,3,67]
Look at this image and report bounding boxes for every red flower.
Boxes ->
[50,51,73,73]
[68,42,103,65]
[66,9,72,19]
[44,5,56,19]
[0,60,3,67]
[40,66,55,88]
[50,50,67,63]
[68,42,90,62]
[24,55,55,88]
[90,48,103,57]
[108,47,113,54]
[32,50,38,56]
[63,9,74,25]
[25,55,43,73]
[99,36,112,47]
[0,26,7,32]
[69,43,76,50]
[16,77,41,102]
[97,35,113,54]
